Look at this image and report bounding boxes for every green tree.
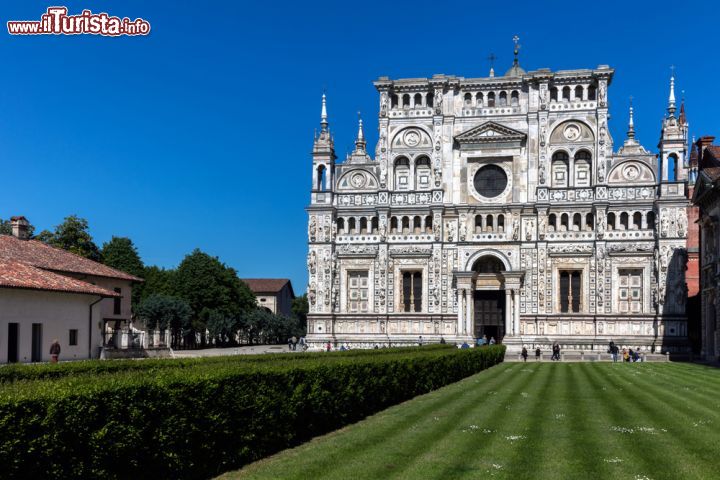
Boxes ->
[139,266,176,303]
[41,215,101,261]
[291,293,309,333]
[136,294,192,348]
[173,249,255,347]
[101,236,145,307]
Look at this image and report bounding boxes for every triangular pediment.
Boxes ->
[455,122,526,145]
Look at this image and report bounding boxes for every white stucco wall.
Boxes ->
[0,288,104,363]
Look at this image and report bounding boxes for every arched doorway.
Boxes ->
[472,256,506,341]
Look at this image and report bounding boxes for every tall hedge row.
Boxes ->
[0,345,505,479]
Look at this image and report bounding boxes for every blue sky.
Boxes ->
[1,0,717,293]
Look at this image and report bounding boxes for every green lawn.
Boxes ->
[221,362,720,480]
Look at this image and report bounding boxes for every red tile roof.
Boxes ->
[242,278,293,295]
[0,235,142,281]
[0,260,119,297]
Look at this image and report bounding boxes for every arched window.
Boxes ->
[401,216,410,234]
[486,214,494,232]
[573,213,582,231]
[574,85,583,100]
[585,213,594,230]
[633,212,642,230]
[360,217,368,234]
[414,93,422,107]
[464,92,472,106]
[499,91,507,106]
[426,92,434,107]
[413,216,422,233]
[549,213,557,232]
[415,156,432,189]
[607,212,616,231]
[391,94,398,108]
[476,92,484,106]
[475,215,482,234]
[560,213,569,232]
[668,154,678,181]
[337,217,345,233]
[402,94,410,108]
[620,212,629,230]
[550,87,558,101]
[487,92,496,107]
[348,217,357,233]
[511,91,519,106]
[394,157,410,190]
[472,256,506,273]
[587,85,596,100]
[316,164,326,191]
[574,150,592,187]
[498,214,505,232]
[371,217,379,233]
[425,215,433,233]
[390,216,398,233]
[562,86,571,101]
[647,211,656,230]
[552,151,569,187]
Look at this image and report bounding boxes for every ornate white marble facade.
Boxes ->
[306,56,691,353]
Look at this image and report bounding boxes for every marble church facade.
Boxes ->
[306,53,691,353]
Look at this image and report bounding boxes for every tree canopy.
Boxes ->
[39,215,102,261]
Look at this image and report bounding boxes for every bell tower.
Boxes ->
[658,69,689,183]
[311,93,336,205]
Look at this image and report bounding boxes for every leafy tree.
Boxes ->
[173,249,255,347]
[206,309,238,346]
[40,215,101,261]
[139,266,176,303]
[136,294,192,348]
[101,236,145,307]
[291,294,309,333]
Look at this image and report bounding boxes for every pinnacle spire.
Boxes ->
[627,96,635,139]
[320,92,328,132]
[354,112,366,152]
[667,67,676,116]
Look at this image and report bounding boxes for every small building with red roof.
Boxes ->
[241,278,295,316]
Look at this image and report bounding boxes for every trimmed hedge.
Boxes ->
[0,345,505,479]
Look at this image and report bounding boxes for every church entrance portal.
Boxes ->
[474,290,505,341]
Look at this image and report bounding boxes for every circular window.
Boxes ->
[473,165,508,198]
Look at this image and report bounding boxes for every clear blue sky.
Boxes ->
[1,0,717,293]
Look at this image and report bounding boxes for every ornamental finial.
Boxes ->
[320,92,328,132]
[668,66,676,116]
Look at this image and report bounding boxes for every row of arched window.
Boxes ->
[606,211,656,231]
[391,92,434,109]
[336,215,435,235]
[473,214,506,233]
[545,211,656,233]
[549,85,597,102]
[394,156,432,190]
[463,90,520,108]
[547,213,594,232]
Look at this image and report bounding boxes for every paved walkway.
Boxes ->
[171,344,294,358]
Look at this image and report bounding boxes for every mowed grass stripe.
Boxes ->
[321,364,529,479]
[399,363,553,479]
[228,363,515,480]
[641,363,720,401]
[601,365,720,478]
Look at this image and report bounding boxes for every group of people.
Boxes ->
[288,336,306,351]
[476,335,496,347]
[609,341,643,362]
[520,346,546,362]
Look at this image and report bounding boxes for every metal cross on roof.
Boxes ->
[487,53,497,68]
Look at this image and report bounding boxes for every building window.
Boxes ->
[473,164,508,198]
[401,271,422,312]
[113,288,122,315]
[618,269,643,313]
[347,271,369,313]
[559,270,582,313]
[69,329,78,346]
[552,151,569,187]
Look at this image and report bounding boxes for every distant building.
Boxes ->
[0,216,143,363]
[243,278,295,316]
[691,137,720,360]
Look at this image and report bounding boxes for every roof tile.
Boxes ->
[0,260,119,297]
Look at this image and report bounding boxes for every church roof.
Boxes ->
[0,259,120,297]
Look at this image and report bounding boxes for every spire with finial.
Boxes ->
[488,53,496,77]
[667,66,676,117]
[627,96,635,139]
[320,92,329,132]
[679,89,687,126]
[504,35,526,77]
[355,112,366,152]
[512,35,520,66]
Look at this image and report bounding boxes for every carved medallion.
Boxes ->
[404,130,420,147]
[563,124,581,141]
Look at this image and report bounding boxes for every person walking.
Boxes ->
[49,339,61,363]
[552,343,561,361]
[610,342,619,363]
[535,347,541,361]
[521,347,528,362]
[418,335,423,346]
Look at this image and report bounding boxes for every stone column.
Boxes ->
[466,289,473,337]
[513,289,521,335]
[457,289,463,335]
[505,290,512,336]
